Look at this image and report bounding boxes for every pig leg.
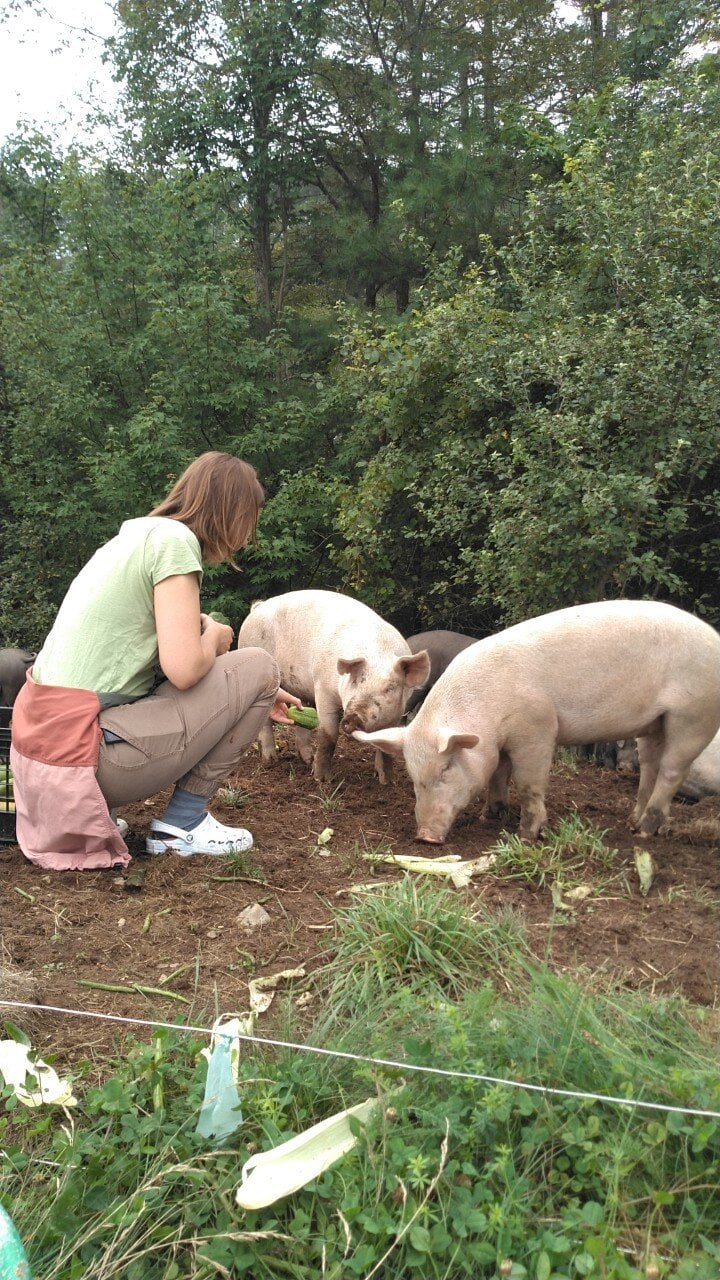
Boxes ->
[485,752,512,817]
[293,725,315,767]
[636,716,720,835]
[630,731,664,829]
[509,740,556,841]
[313,700,342,782]
[257,720,278,765]
[374,749,393,786]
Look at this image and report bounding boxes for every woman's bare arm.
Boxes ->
[154,574,233,689]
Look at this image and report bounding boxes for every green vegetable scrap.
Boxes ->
[287,705,320,730]
[207,610,232,627]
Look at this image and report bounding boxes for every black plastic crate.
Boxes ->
[0,720,16,844]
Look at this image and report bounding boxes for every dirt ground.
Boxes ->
[1,732,719,1074]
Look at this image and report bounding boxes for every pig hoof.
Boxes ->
[639,805,665,837]
[415,834,444,845]
[518,827,541,842]
[485,802,509,819]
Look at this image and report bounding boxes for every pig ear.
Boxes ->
[436,730,479,756]
[397,649,431,689]
[353,727,406,758]
[337,657,367,678]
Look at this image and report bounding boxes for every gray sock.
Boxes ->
[158,787,207,832]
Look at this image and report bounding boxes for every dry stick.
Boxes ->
[210,874,268,887]
[77,979,189,1004]
[209,874,296,893]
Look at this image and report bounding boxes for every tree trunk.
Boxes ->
[395,276,410,313]
[481,5,496,136]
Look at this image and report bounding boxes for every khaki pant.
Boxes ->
[96,648,279,808]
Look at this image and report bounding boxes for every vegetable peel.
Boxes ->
[236,1097,380,1209]
[362,851,496,884]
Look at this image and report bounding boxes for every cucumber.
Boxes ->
[287,705,319,730]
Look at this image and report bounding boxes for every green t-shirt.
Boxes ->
[33,517,203,701]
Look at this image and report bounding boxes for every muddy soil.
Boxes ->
[1,733,718,1072]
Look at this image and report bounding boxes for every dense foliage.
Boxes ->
[322,71,720,628]
[0,2,718,645]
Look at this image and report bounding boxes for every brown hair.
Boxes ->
[150,453,265,565]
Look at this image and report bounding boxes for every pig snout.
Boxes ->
[341,712,364,735]
[415,829,445,845]
[616,739,639,776]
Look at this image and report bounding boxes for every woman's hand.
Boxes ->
[270,687,303,725]
[200,613,234,656]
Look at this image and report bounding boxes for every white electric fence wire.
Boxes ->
[2,998,719,1119]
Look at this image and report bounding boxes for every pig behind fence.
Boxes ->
[353,599,720,843]
[236,589,429,783]
[0,648,36,727]
[404,630,478,716]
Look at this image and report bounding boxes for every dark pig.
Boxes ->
[575,739,639,773]
[404,630,478,715]
[0,648,35,727]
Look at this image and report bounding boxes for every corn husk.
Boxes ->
[0,1039,76,1108]
[634,847,655,896]
[236,1097,379,1210]
[248,966,306,1016]
[362,851,496,887]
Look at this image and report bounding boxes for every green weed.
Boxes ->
[490,810,623,893]
[312,779,345,813]
[2,906,719,1280]
[318,875,527,1007]
[216,783,252,809]
[218,845,265,881]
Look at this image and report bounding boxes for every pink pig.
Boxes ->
[237,589,429,782]
[354,600,720,842]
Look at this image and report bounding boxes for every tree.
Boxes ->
[112,0,326,325]
[310,0,566,311]
[316,66,720,629]
[0,139,295,641]
[561,0,720,95]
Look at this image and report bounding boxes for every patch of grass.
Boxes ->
[215,783,252,808]
[218,845,265,880]
[318,875,528,1008]
[312,779,345,813]
[336,834,395,877]
[554,746,581,773]
[490,810,623,893]
[669,812,720,844]
[661,882,720,909]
